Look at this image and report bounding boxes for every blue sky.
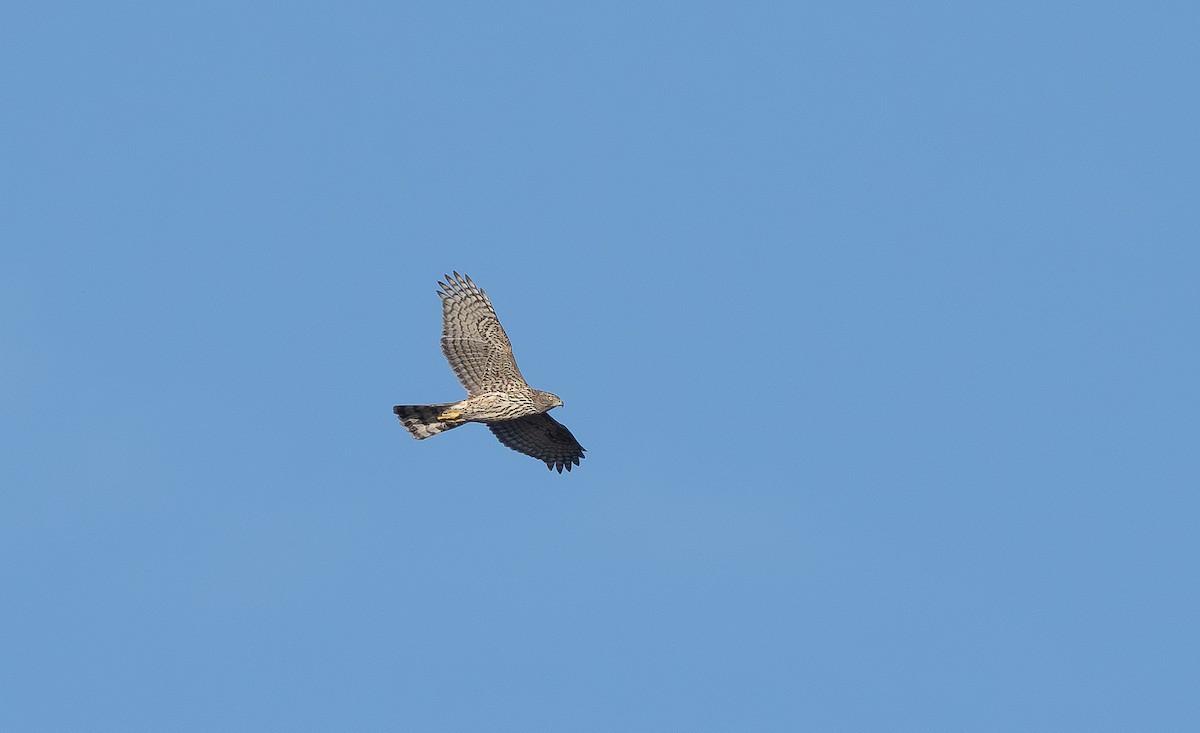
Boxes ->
[3,1,1198,730]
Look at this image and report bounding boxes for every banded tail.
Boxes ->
[393,404,464,440]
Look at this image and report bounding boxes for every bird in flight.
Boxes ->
[393,273,586,472]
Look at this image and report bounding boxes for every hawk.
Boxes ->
[393,273,586,473]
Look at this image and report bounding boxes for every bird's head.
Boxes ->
[534,390,564,411]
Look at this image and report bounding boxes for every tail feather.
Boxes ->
[393,403,463,440]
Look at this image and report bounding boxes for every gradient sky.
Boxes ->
[3,2,1198,730]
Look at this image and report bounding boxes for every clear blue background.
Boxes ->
[3,2,1198,730]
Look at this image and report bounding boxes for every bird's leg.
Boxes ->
[437,409,465,424]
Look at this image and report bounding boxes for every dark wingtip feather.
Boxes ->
[438,272,477,298]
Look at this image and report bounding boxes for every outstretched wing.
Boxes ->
[438,272,528,395]
[487,413,586,473]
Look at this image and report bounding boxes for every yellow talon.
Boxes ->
[437,410,463,423]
